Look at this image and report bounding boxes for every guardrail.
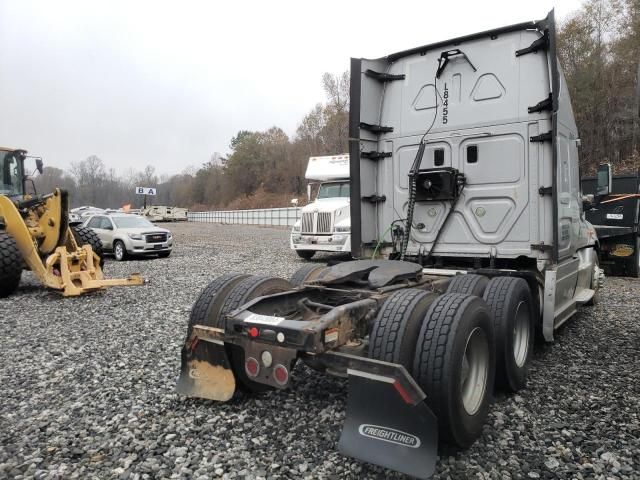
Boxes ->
[188,207,301,227]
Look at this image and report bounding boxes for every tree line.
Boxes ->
[558,0,639,174]
[36,0,638,210]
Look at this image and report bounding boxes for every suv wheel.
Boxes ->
[114,240,127,261]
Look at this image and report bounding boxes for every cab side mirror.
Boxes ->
[307,184,312,202]
[35,158,43,175]
[582,194,594,211]
[596,163,612,197]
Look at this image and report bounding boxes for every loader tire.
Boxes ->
[0,232,22,298]
[296,250,315,260]
[289,264,327,287]
[413,293,495,448]
[186,273,251,338]
[446,274,489,297]
[483,277,534,393]
[72,225,105,268]
[220,276,292,393]
[368,288,437,370]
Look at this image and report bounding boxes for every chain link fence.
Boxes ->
[188,207,301,227]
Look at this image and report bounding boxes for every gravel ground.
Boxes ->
[1,222,638,480]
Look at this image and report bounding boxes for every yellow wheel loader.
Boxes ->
[0,147,144,297]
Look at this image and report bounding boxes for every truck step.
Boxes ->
[574,288,595,304]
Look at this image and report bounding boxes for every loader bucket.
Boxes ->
[339,371,438,479]
[177,329,236,402]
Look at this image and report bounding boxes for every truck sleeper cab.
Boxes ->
[178,10,601,479]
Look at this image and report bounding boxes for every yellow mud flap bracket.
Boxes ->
[176,325,236,402]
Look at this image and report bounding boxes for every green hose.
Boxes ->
[371,224,395,259]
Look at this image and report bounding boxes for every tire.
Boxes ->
[628,237,639,278]
[368,289,437,370]
[113,240,127,261]
[585,256,601,306]
[289,264,327,287]
[413,293,495,448]
[446,274,489,296]
[186,273,251,338]
[158,251,171,258]
[72,225,105,268]
[0,232,22,298]
[296,250,315,260]
[483,277,534,393]
[220,276,292,393]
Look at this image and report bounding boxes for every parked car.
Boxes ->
[83,213,173,260]
[68,212,82,225]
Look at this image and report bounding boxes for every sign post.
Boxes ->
[135,186,157,209]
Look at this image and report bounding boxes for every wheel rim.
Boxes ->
[512,301,530,368]
[115,243,123,260]
[460,327,490,416]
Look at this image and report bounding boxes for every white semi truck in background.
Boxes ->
[290,154,351,259]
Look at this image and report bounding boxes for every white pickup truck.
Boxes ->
[290,154,351,259]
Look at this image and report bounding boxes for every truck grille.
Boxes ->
[300,212,333,234]
[317,212,332,233]
[145,233,167,243]
[301,213,314,233]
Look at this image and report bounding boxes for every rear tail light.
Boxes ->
[248,327,259,338]
[245,357,259,377]
[273,364,289,385]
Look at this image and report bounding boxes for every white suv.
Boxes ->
[83,214,173,261]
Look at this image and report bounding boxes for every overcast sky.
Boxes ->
[0,0,583,176]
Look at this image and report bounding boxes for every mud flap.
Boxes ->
[338,373,438,479]
[176,338,236,402]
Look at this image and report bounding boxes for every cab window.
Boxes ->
[317,182,350,199]
[87,216,102,229]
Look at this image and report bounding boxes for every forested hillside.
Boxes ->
[36,0,639,210]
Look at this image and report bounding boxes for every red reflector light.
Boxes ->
[245,357,260,377]
[273,364,289,385]
[248,327,259,338]
[393,380,412,404]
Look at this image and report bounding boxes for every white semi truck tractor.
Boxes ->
[178,11,604,479]
[290,154,351,259]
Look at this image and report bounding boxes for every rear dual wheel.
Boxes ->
[369,290,495,448]
[413,293,495,447]
[446,274,535,392]
[219,276,292,393]
[289,264,328,287]
[189,274,292,393]
[483,277,534,393]
[446,274,489,297]
[187,273,251,336]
